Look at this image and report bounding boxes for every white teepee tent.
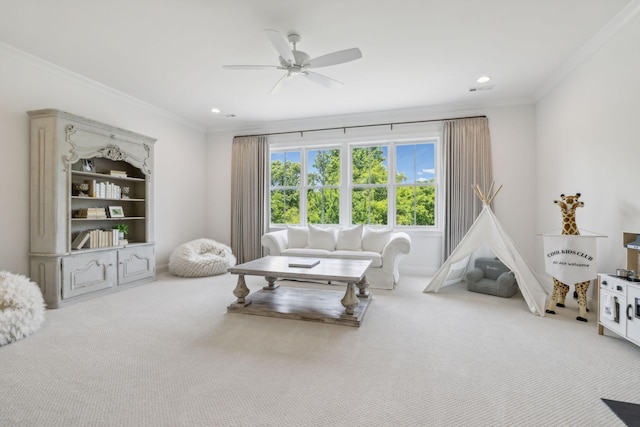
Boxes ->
[423,184,549,316]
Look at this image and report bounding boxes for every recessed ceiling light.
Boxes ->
[476,76,491,83]
[211,108,221,114]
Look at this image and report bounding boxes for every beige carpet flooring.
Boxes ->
[1,272,639,426]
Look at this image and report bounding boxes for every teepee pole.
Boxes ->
[486,184,503,205]
[471,182,503,206]
[487,182,495,201]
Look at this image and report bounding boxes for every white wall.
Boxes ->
[0,44,209,275]
[536,11,640,275]
[206,103,537,276]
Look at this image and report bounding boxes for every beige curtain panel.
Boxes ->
[442,117,493,261]
[230,135,268,264]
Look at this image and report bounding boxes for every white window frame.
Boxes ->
[268,125,442,231]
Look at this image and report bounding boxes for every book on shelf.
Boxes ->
[109,170,128,177]
[71,231,91,250]
[78,228,122,249]
[75,207,107,219]
[84,179,122,199]
[288,259,320,268]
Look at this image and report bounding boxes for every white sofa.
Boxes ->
[261,224,411,289]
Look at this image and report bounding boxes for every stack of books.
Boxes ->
[72,229,122,249]
[85,180,122,199]
[109,170,128,177]
[75,207,108,219]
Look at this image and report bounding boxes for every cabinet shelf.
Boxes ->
[71,170,145,182]
[71,217,146,221]
[72,196,145,202]
[70,241,152,253]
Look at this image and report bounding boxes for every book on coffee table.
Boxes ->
[288,259,320,268]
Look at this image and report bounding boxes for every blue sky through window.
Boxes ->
[271,151,300,165]
[396,143,434,183]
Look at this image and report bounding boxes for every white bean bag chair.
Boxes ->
[0,271,46,346]
[169,238,237,278]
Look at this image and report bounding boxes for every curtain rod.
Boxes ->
[235,115,487,138]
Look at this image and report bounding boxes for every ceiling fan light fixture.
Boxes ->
[476,75,491,83]
[210,107,221,114]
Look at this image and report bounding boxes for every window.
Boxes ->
[269,138,438,228]
[307,148,340,224]
[395,143,436,226]
[351,145,388,225]
[269,151,301,224]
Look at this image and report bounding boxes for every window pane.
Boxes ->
[270,189,300,224]
[396,185,435,226]
[352,146,388,184]
[352,187,388,225]
[308,149,340,186]
[307,188,339,224]
[396,143,435,184]
[271,151,300,187]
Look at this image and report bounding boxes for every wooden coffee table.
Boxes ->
[227,256,372,327]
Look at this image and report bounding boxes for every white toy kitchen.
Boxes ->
[598,232,640,346]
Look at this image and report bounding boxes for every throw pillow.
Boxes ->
[361,226,392,253]
[307,224,337,251]
[287,225,309,248]
[336,224,363,251]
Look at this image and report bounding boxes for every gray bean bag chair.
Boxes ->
[169,239,237,277]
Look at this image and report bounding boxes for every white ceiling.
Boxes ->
[0,0,633,131]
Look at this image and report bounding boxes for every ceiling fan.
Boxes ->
[223,29,362,95]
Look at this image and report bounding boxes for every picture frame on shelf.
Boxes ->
[81,158,95,172]
[108,206,125,218]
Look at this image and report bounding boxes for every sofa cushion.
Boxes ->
[336,225,363,251]
[307,225,337,251]
[330,250,382,268]
[287,225,309,248]
[362,226,392,253]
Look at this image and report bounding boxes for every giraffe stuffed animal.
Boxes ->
[545,193,590,322]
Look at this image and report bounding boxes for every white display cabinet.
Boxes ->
[28,109,156,308]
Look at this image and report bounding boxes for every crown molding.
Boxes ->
[206,96,535,136]
[0,42,205,133]
[534,0,640,101]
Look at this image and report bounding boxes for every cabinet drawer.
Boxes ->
[118,245,155,285]
[62,251,117,299]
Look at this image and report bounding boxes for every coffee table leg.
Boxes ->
[356,276,370,298]
[233,274,250,304]
[341,282,359,315]
[263,276,279,290]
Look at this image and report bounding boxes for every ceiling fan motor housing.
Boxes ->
[280,50,310,69]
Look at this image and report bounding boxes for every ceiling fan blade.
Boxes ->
[222,65,280,70]
[304,71,344,89]
[307,48,362,68]
[265,29,295,65]
[270,73,292,95]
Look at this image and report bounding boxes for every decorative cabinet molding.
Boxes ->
[28,109,157,308]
